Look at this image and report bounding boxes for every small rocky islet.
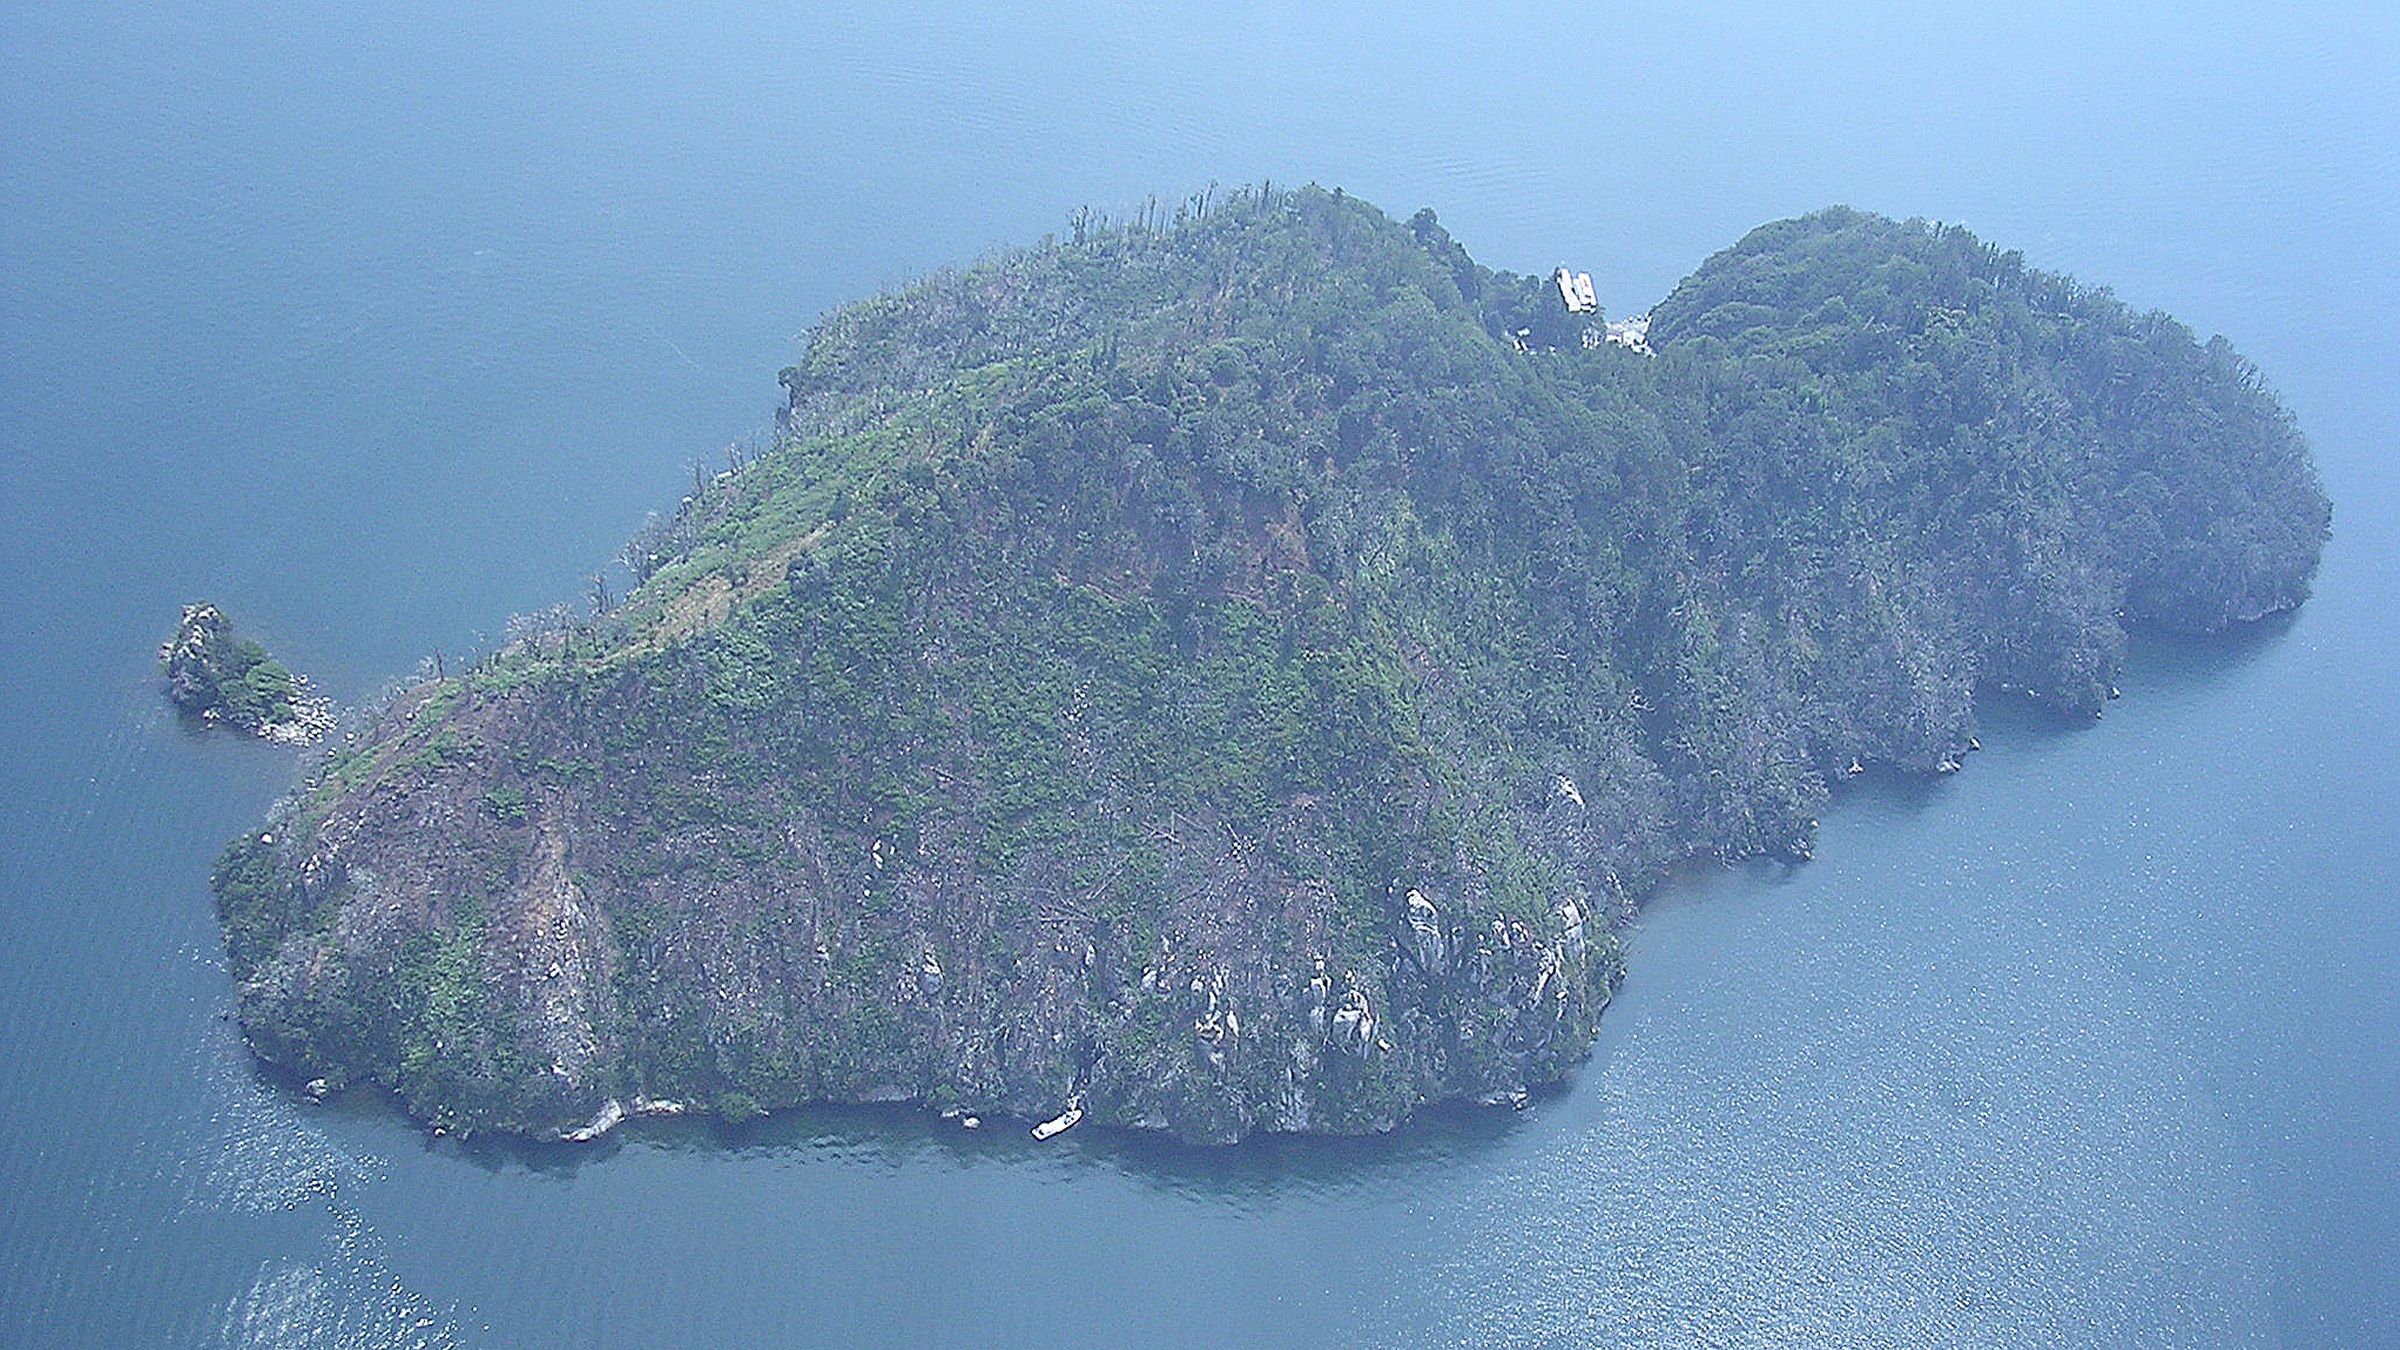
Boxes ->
[163,603,330,745]
[207,188,2328,1143]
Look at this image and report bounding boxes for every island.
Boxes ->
[163,603,330,744]
[210,188,2329,1143]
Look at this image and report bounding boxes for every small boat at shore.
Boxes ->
[1031,1105,1083,1140]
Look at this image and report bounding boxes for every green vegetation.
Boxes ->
[482,784,529,825]
[211,831,312,982]
[214,187,2327,1144]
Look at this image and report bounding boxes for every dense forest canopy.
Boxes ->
[216,187,2327,1143]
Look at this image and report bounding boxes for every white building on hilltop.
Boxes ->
[1554,266,1598,314]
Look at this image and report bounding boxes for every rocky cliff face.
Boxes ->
[220,619,1632,1133]
[225,668,1627,1143]
[214,189,2327,1143]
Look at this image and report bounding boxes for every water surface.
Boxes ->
[3,2,2395,1344]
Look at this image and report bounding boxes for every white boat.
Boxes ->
[1030,1105,1083,1140]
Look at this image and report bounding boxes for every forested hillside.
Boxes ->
[214,188,2327,1143]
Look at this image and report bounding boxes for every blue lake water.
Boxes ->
[3,1,2396,1344]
